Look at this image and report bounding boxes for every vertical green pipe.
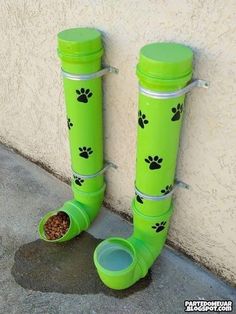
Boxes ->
[38,28,105,242]
[134,42,193,217]
[94,43,193,289]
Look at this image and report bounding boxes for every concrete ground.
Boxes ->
[0,143,235,314]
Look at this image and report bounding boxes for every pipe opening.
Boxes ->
[43,211,70,241]
[95,238,136,272]
[39,210,72,242]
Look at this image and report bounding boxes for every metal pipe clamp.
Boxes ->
[135,180,189,201]
[72,161,117,179]
[139,79,209,99]
[61,66,119,81]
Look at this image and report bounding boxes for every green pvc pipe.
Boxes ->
[94,43,193,289]
[38,28,105,242]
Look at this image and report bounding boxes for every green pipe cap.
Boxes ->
[137,43,193,83]
[58,27,103,62]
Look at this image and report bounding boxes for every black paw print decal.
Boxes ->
[76,88,93,103]
[138,110,149,129]
[79,146,93,159]
[161,185,173,195]
[67,117,73,130]
[136,194,143,204]
[152,221,166,233]
[145,156,163,170]
[73,175,84,186]
[171,103,183,121]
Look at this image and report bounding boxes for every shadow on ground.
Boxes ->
[11,232,151,298]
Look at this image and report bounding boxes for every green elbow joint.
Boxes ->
[38,183,105,242]
[94,200,173,290]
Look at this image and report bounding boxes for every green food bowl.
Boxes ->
[94,238,138,290]
[38,200,89,243]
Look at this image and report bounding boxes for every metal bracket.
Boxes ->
[61,66,119,81]
[72,161,117,179]
[139,79,209,99]
[135,180,190,201]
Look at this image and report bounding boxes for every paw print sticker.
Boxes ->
[138,110,149,129]
[73,175,84,186]
[76,88,93,103]
[67,117,73,130]
[136,194,143,204]
[79,147,93,159]
[171,103,183,121]
[145,155,163,170]
[161,185,173,195]
[152,221,166,233]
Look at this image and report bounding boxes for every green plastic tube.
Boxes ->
[38,28,105,242]
[94,43,193,289]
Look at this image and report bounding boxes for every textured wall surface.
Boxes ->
[0,0,235,284]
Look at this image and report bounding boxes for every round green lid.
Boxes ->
[57,28,103,61]
[137,43,193,82]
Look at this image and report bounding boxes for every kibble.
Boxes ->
[44,212,70,240]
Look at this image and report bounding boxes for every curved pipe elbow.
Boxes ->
[93,236,152,290]
[94,202,173,290]
[38,183,105,242]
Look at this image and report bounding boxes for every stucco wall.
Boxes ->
[0,0,235,284]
